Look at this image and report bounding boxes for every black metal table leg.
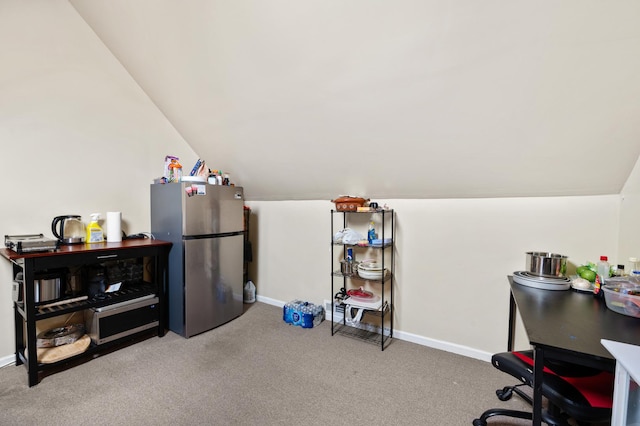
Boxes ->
[507,291,516,352]
[532,346,544,426]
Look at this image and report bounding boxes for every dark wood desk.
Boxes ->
[507,276,640,425]
[1,239,172,386]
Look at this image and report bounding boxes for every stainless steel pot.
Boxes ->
[340,260,360,276]
[526,251,567,278]
[33,273,62,303]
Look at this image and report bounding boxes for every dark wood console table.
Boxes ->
[1,239,172,386]
[507,276,640,425]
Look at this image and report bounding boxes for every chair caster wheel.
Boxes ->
[472,419,486,426]
[496,386,513,401]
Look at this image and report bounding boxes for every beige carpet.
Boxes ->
[0,302,532,425]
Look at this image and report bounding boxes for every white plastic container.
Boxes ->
[243,280,256,303]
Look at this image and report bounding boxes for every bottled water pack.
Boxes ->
[283,300,324,328]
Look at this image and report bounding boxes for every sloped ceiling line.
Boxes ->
[69,0,640,201]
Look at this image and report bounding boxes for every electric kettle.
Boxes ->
[51,215,85,244]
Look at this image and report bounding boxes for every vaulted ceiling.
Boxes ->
[69,0,640,201]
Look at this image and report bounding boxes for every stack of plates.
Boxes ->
[357,262,389,280]
[512,271,570,291]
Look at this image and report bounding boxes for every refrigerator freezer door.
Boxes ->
[183,185,244,236]
[183,234,244,337]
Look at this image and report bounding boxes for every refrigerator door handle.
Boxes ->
[183,231,244,240]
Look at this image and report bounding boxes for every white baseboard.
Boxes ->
[0,297,493,368]
[392,329,493,362]
[256,295,284,307]
[259,296,493,363]
[0,354,15,368]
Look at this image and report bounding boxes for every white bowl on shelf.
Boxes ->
[358,262,383,271]
[357,268,389,280]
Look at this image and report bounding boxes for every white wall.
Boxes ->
[0,1,197,362]
[619,156,640,271]
[247,195,620,359]
[69,0,640,202]
[0,0,634,367]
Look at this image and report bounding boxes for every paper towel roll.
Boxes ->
[106,212,122,242]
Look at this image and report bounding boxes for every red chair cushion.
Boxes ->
[513,351,613,408]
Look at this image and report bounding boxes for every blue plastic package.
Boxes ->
[283,300,324,328]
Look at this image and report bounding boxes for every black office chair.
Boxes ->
[473,351,614,426]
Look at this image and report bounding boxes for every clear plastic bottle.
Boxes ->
[630,257,640,276]
[367,221,376,245]
[597,256,610,283]
[168,159,182,183]
[593,256,610,298]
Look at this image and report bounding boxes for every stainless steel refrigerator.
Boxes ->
[151,183,245,337]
